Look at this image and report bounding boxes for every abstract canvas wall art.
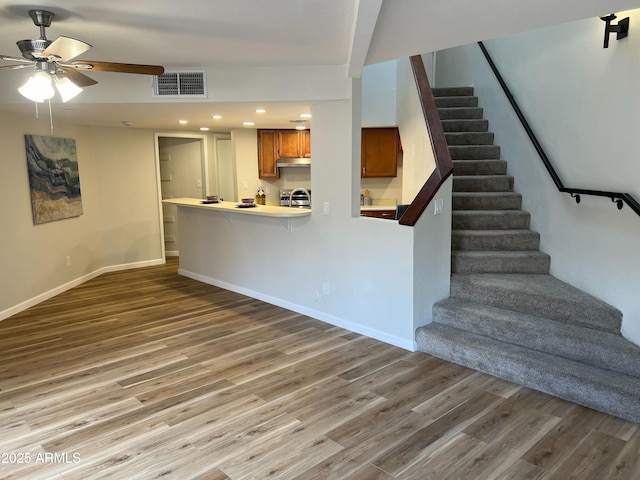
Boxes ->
[24,135,83,225]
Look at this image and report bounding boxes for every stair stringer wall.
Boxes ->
[411,176,453,334]
[434,40,640,347]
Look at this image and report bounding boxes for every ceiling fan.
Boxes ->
[0,9,165,102]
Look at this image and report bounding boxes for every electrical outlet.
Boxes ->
[196,179,202,188]
[322,281,330,295]
[323,202,330,215]
[66,256,71,267]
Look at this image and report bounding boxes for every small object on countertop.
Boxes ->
[363,189,372,206]
[256,186,266,205]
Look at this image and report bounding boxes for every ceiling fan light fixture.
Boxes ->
[18,71,54,102]
[54,76,83,102]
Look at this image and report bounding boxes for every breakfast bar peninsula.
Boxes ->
[162,197,311,218]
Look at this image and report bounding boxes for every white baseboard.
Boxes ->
[0,258,166,322]
[179,268,415,351]
[102,258,165,273]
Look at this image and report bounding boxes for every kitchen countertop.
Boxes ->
[360,205,397,212]
[163,198,312,218]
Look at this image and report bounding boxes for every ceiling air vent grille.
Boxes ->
[153,71,207,97]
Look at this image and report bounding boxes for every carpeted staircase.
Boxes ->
[415,87,640,423]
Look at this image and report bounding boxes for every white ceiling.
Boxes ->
[1,0,639,131]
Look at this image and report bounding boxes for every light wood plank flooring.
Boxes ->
[1,258,638,479]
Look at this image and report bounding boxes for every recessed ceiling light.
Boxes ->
[243,121,255,126]
[300,113,312,118]
[212,115,222,119]
[179,119,188,124]
[295,126,306,130]
[256,109,266,114]
[200,127,210,131]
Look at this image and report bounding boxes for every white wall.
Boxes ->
[396,57,437,204]
[91,127,164,268]
[435,9,640,344]
[0,65,352,105]
[0,112,102,317]
[179,95,418,349]
[211,134,234,201]
[0,113,168,320]
[362,60,397,127]
[395,56,452,329]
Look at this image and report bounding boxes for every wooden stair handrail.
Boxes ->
[399,55,453,226]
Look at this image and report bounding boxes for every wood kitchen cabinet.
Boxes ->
[277,129,310,158]
[301,129,311,158]
[360,209,396,219]
[258,129,311,178]
[258,129,279,178]
[361,127,399,178]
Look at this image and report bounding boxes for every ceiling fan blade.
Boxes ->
[0,64,32,70]
[70,60,164,76]
[41,36,92,62]
[1,54,34,64]
[58,67,98,87]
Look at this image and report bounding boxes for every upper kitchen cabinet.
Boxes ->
[361,127,400,178]
[258,130,279,179]
[277,129,311,158]
[301,129,311,158]
[258,129,311,178]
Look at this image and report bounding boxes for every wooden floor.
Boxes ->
[1,259,639,480]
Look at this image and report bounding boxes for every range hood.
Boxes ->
[276,157,311,168]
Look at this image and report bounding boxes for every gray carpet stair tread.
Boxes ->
[445,132,495,145]
[432,87,475,96]
[441,120,489,131]
[450,273,623,334]
[438,108,485,120]
[452,210,531,230]
[449,145,501,159]
[416,323,640,423]
[435,96,478,108]
[452,229,540,251]
[433,297,640,379]
[452,160,507,175]
[452,192,522,209]
[453,175,514,192]
[451,251,550,274]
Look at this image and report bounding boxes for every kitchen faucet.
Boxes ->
[289,187,311,208]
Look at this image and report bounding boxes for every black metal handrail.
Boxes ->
[478,41,640,216]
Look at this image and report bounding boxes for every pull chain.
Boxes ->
[48,98,54,134]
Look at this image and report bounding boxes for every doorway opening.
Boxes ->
[155,133,208,259]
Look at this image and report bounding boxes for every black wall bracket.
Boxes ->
[601,14,630,48]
